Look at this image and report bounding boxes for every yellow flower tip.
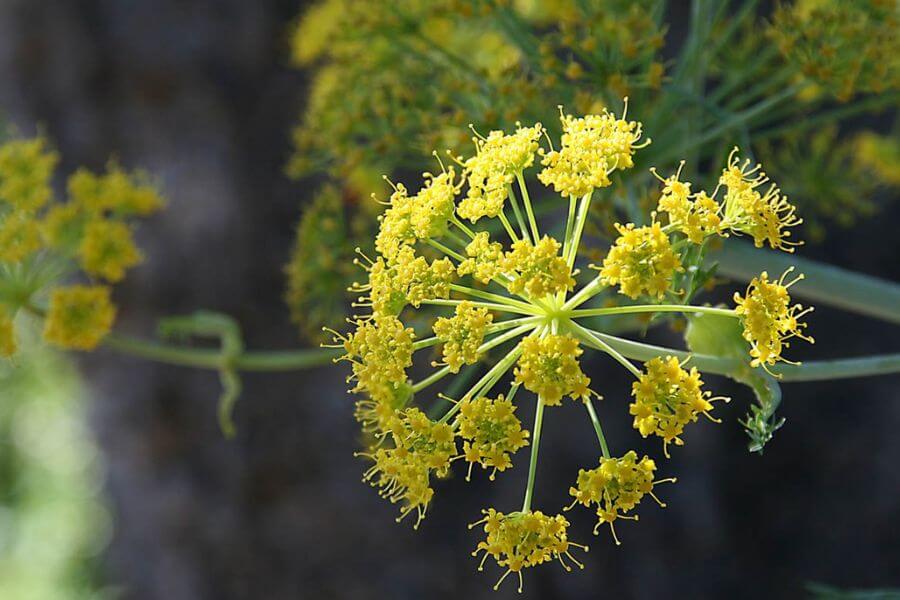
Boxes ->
[43,285,116,351]
[0,136,59,212]
[361,247,455,316]
[733,268,814,370]
[457,124,543,223]
[472,508,585,592]
[360,408,456,528]
[342,315,415,404]
[629,356,724,450]
[719,150,802,252]
[457,231,504,284]
[456,395,529,479]
[433,301,494,373]
[502,236,574,299]
[514,334,591,405]
[538,103,646,197]
[653,164,723,244]
[569,450,672,543]
[599,222,682,299]
[78,220,143,282]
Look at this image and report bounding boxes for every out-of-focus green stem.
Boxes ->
[714,239,900,325]
[104,333,341,371]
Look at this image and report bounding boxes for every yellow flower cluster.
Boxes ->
[630,356,727,456]
[719,149,801,252]
[360,407,456,528]
[514,334,591,405]
[42,285,116,351]
[470,509,586,592]
[733,269,814,370]
[360,247,455,316]
[335,103,814,591]
[599,222,682,299]
[567,451,668,544]
[654,165,722,244]
[538,105,645,197]
[770,0,899,100]
[457,395,529,480]
[502,236,574,298]
[0,136,163,354]
[457,232,503,284]
[0,136,58,211]
[458,125,542,223]
[375,170,460,260]
[433,301,493,372]
[340,315,415,404]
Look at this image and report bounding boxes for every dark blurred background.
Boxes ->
[0,1,897,599]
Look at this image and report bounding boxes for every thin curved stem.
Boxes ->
[419,299,541,316]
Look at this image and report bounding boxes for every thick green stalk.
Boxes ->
[570,305,736,319]
[580,328,900,381]
[714,240,900,325]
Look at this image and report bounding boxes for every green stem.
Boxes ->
[419,299,541,315]
[521,396,545,512]
[584,398,610,459]
[714,239,900,325]
[568,322,643,378]
[104,333,340,372]
[506,184,531,243]
[566,191,593,269]
[578,327,900,381]
[516,172,540,242]
[428,238,465,261]
[498,210,520,243]
[569,305,736,319]
[449,284,538,312]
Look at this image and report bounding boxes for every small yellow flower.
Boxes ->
[457,231,504,284]
[567,451,672,544]
[470,509,587,592]
[733,269,814,370]
[720,149,801,252]
[78,220,143,282]
[359,407,456,528]
[456,395,529,480]
[630,356,727,456]
[0,212,42,263]
[0,136,58,212]
[653,165,722,244]
[457,125,543,223]
[538,104,646,198]
[67,164,164,217]
[43,285,116,350]
[514,334,592,405]
[0,306,16,357]
[356,246,455,316]
[599,222,683,299]
[433,301,494,372]
[339,315,415,405]
[502,236,574,299]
